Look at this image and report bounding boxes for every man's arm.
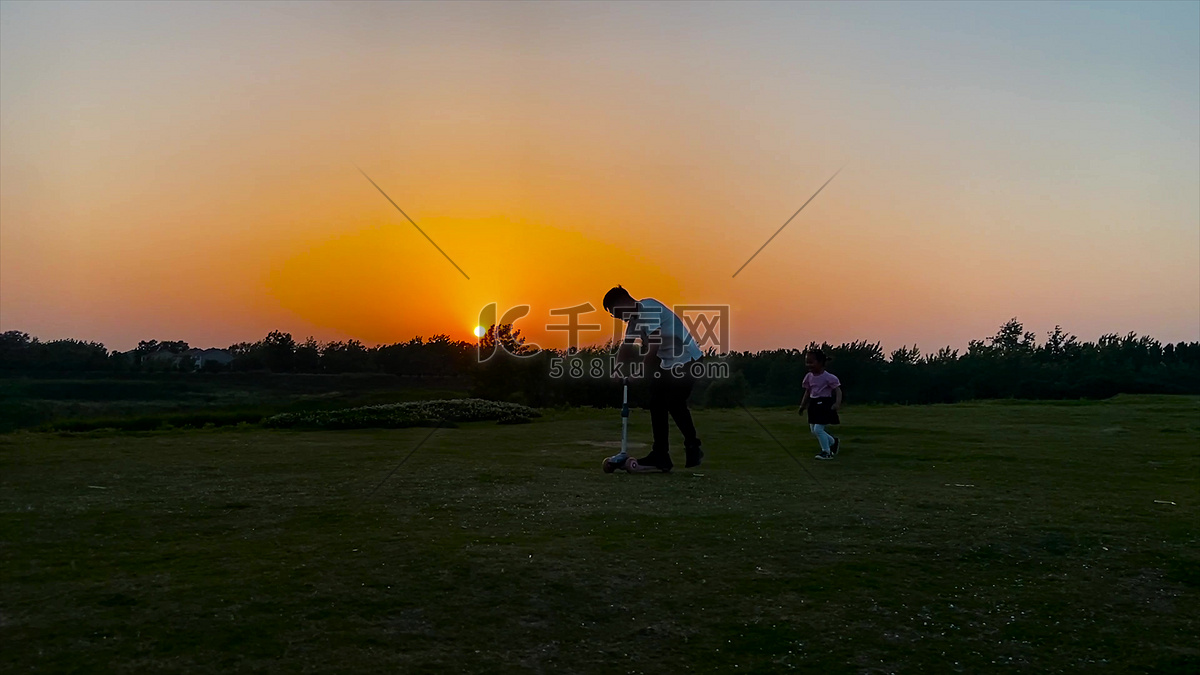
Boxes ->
[616,342,639,366]
[642,329,661,371]
[614,301,645,367]
[615,311,642,369]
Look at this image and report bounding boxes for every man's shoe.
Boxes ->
[637,452,674,472]
[685,447,704,468]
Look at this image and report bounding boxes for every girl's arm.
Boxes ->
[798,390,810,413]
[832,386,843,410]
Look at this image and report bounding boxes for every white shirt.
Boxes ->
[624,297,703,369]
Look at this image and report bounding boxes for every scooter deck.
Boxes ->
[602,457,671,474]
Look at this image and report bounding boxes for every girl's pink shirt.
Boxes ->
[802,371,841,398]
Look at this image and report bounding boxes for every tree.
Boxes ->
[479,324,533,358]
[260,331,297,372]
[890,345,921,365]
[228,341,265,371]
[0,331,35,369]
[987,318,1036,357]
[295,337,321,372]
[924,346,959,365]
[1040,326,1080,363]
[40,339,109,371]
[321,340,370,373]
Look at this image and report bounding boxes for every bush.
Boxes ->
[262,398,540,430]
[703,371,750,408]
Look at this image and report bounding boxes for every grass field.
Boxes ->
[2,395,1197,673]
[0,374,470,433]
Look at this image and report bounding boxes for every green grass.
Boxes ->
[0,373,470,432]
[1,395,1197,673]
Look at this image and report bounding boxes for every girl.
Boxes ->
[798,349,842,460]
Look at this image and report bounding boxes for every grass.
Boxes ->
[0,373,470,432]
[1,395,1197,673]
[262,399,540,430]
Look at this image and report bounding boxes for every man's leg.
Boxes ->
[666,375,703,466]
[641,371,674,470]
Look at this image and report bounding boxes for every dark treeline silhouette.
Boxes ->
[0,330,475,377]
[225,331,475,376]
[2,319,1198,407]
[726,321,1200,406]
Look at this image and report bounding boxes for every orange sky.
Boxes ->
[2,2,1198,352]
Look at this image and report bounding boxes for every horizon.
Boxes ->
[5,313,1195,356]
[2,1,1198,353]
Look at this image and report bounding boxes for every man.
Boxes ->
[602,285,704,471]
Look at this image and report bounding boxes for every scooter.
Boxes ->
[601,378,668,474]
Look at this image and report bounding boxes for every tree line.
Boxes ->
[0,331,475,377]
[721,321,1200,406]
[2,319,1198,407]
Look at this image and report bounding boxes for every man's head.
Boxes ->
[602,285,637,321]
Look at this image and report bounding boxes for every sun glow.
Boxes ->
[474,326,486,338]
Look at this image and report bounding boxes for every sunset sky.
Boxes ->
[2,1,1197,352]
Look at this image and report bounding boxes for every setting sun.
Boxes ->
[474,326,486,338]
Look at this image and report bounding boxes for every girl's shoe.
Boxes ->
[831,437,840,455]
[815,451,834,460]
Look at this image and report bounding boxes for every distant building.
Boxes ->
[187,348,234,370]
[143,350,183,367]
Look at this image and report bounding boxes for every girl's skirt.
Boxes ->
[807,396,840,425]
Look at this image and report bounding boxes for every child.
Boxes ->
[798,349,842,460]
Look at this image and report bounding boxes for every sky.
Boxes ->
[1,0,1198,353]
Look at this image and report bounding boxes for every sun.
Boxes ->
[474,326,486,338]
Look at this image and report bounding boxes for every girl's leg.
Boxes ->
[809,424,832,454]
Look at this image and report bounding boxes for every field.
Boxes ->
[0,374,470,433]
[2,395,1197,673]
